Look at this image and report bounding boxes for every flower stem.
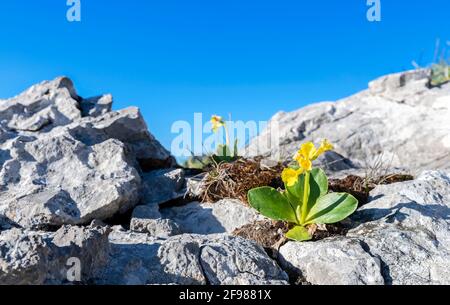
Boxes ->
[301,171,310,224]
[224,125,230,147]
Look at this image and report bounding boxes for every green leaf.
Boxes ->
[216,144,232,157]
[311,168,328,196]
[248,187,298,223]
[233,139,239,157]
[285,225,312,242]
[305,192,358,225]
[212,144,238,163]
[285,168,328,216]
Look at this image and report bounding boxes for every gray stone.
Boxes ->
[63,107,173,169]
[245,69,450,173]
[0,77,81,132]
[0,223,111,285]
[160,199,264,235]
[0,133,141,229]
[130,205,180,238]
[129,168,187,236]
[96,231,288,285]
[80,94,113,117]
[315,151,358,172]
[186,173,207,198]
[278,238,384,285]
[347,170,450,285]
[140,168,185,205]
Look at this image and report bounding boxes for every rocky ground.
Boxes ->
[1,70,450,285]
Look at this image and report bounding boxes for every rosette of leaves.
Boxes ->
[247,141,358,241]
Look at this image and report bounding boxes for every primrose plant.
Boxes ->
[248,140,358,242]
[210,115,239,163]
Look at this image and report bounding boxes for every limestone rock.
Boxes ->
[0,77,81,132]
[278,238,384,285]
[0,77,174,229]
[347,171,450,285]
[0,135,141,228]
[160,199,264,235]
[245,69,450,172]
[140,168,185,205]
[79,94,113,117]
[0,223,111,285]
[97,231,288,285]
[130,205,180,238]
[63,107,173,169]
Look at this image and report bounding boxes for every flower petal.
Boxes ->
[300,142,317,160]
[282,168,303,187]
[313,139,334,160]
[299,158,312,171]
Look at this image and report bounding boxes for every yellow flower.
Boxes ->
[282,168,304,187]
[298,158,313,172]
[211,115,225,133]
[294,139,334,171]
[315,139,334,160]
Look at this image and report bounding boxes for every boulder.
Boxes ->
[245,69,450,173]
[279,238,384,285]
[347,171,450,285]
[64,107,174,169]
[129,168,186,237]
[0,77,81,132]
[0,135,141,228]
[0,222,111,285]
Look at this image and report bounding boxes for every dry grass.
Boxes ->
[360,153,413,193]
[330,153,413,206]
[200,158,284,204]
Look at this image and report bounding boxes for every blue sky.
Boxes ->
[0,0,449,152]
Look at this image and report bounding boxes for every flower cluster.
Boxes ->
[210,115,225,133]
[281,139,333,186]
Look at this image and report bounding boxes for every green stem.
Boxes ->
[224,125,230,147]
[300,171,310,224]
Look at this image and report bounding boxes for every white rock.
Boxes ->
[347,171,450,284]
[279,238,384,285]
